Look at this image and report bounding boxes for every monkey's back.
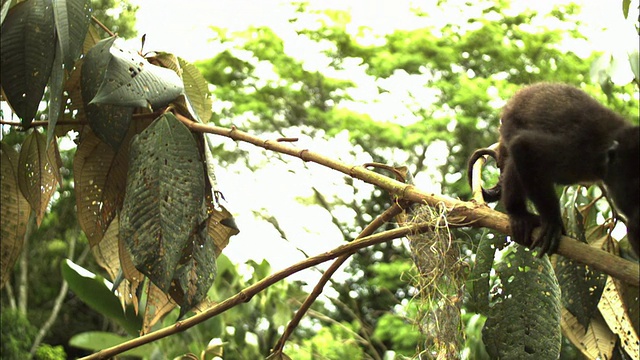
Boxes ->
[498,83,631,184]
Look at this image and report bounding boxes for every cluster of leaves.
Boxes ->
[0,0,238,328]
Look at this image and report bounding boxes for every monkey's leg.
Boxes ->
[509,133,566,255]
[502,158,540,248]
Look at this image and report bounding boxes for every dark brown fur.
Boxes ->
[468,83,639,256]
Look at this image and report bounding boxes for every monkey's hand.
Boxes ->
[532,220,564,257]
[509,213,540,248]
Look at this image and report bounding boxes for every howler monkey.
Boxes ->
[468,83,639,256]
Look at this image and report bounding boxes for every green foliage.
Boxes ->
[285,322,365,359]
[89,0,138,39]
[0,308,37,359]
[373,313,422,356]
[33,344,67,360]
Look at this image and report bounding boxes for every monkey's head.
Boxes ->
[604,125,640,254]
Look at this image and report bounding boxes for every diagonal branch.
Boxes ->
[79,221,435,360]
[175,114,639,286]
[271,202,406,358]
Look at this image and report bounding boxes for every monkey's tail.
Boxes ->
[467,148,501,203]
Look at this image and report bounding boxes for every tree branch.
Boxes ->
[79,222,434,360]
[271,202,405,358]
[175,115,639,286]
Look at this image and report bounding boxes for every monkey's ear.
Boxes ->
[607,140,619,163]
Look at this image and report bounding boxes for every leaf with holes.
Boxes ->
[82,36,134,150]
[17,130,61,226]
[1,142,31,286]
[0,0,56,126]
[74,130,129,247]
[89,43,183,109]
[179,57,212,122]
[170,213,216,318]
[120,113,205,292]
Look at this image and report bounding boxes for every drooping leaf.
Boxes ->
[17,130,61,225]
[142,282,176,335]
[92,217,139,312]
[0,0,56,127]
[46,0,91,143]
[52,0,91,70]
[179,57,213,122]
[61,259,141,335]
[1,0,15,24]
[81,36,134,150]
[74,129,129,246]
[120,113,205,292]
[556,189,606,330]
[47,41,65,146]
[170,215,216,318]
[0,142,30,286]
[483,245,562,359]
[208,205,239,257]
[465,230,501,315]
[89,44,183,109]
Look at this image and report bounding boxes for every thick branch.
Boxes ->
[176,115,639,285]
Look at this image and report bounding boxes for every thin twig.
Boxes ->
[271,203,405,358]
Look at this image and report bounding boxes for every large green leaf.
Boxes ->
[171,217,216,318]
[0,0,56,127]
[46,0,91,144]
[0,142,30,287]
[52,0,90,70]
[89,43,183,109]
[61,259,141,335]
[17,130,61,225]
[555,188,607,330]
[483,246,562,359]
[81,36,134,150]
[120,113,206,292]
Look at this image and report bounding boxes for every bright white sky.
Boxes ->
[127,0,639,284]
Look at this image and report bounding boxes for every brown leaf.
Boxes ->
[17,130,61,225]
[0,143,31,286]
[74,130,128,246]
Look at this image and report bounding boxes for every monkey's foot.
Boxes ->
[532,222,564,257]
[509,213,540,248]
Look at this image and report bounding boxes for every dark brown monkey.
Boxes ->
[468,83,639,256]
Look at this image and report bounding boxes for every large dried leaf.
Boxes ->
[92,217,139,311]
[89,43,183,109]
[0,142,30,287]
[120,113,205,292]
[81,36,134,150]
[561,308,615,358]
[0,0,55,126]
[598,277,639,359]
[17,130,61,225]
[142,282,176,335]
[74,130,128,246]
[208,205,239,257]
